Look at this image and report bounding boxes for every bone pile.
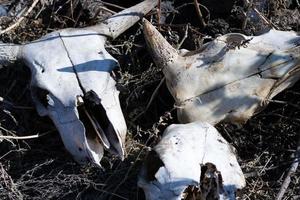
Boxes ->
[0,1,300,200]
[139,18,299,199]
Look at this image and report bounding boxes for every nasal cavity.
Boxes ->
[83,90,110,131]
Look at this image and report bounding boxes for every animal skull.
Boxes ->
[143,19,300,125]
[138,122,245,200]
[0,0,157,166]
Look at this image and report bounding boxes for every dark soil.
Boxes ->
[0,0,299,199]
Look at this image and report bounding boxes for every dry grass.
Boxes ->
[0,0,300,199]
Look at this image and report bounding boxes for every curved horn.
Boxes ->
[88,0,157,40]
[143,19,180,73]
[0,43,22,65]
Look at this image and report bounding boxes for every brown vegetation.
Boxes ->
[0,0,299,199]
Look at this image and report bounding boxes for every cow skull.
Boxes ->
[143,19,300,125]
[0,0,157,166]
[138,122,245,200]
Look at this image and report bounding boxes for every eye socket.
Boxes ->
[31,86,49,108]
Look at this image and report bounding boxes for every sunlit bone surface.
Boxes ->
[143,19,300,125]
[0,0,157,166]
[138,122,245,200]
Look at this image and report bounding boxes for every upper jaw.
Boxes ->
[78,89,127,159]
[46,88,126,166]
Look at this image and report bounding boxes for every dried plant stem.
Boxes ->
[243,0,279,30]
[98,6,117,15]
[145,77,165,110]
[252,7,278,29]
[0,130,55,140]
[176,24,189,49]
[0,0,40,35]
[276,137,300,200]
[296,0,300,7]
[0,96,34,110]
[100,1,126,10]
[157,0,161,30]
[193,0,206,27]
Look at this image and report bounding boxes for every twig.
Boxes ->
[0,130,55,140]
[265,99,300,110]
[176,23,189,49]
[100,6,116,14]
[99,134,155,199]
[241,2,250,30]
[131,79,164,121]
[176,2,210,16]
[157,0,161,30]
[0,96,34,110]
[252,7,278,29]
[276,137,300,200]
[0,163,23,199]
[100,1,126,10]
[88,6,117,26]
[0,0,40,35]
[108,141,149,200]
[145,77,165,111]
[296,0,300,8]
[243,0,279,30]
[193,0,206,27]
[0,149,27,160]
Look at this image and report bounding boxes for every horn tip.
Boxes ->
[142,18,155,37]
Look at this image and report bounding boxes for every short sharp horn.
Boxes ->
[88,0,157,40]
[0,43,22,65]
[142,19,180,71]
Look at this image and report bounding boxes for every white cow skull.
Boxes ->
[0,0,157,166]
[138,122,245,200]
[143,19,300,125]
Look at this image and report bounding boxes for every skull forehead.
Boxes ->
[23,31,82,108]
[23,29,111,60]
[22,28,119,107]
[59,29,119,97]
[154,122,245,187]
[139,122,245,200]
[168,30,299,102]
[22,28,117,73]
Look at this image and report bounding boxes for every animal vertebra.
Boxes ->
[0,0,157,166]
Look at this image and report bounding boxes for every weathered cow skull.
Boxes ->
[143,19,300,125]
[138,122,245,200]
[0,0,157,166]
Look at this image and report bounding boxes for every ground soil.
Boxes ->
[0,0,299,199]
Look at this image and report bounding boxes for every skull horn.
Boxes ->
[0,43,22,65]
[88,0,157,40]
[142,19,181,77]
